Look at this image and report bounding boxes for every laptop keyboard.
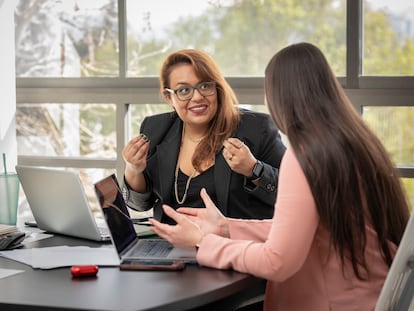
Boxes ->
[132,240,173,258]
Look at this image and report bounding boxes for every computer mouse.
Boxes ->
[0,231,26,250]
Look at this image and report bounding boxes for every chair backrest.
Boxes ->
[375,211,414,311]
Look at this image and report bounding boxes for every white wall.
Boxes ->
[0,0,17,173]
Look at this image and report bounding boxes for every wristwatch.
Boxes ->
[247,160,264,181]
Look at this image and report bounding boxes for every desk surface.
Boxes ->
[0,233,264,311]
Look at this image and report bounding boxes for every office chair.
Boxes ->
[375,210,414,311]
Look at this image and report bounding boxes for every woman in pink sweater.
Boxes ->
[149,42,410,311]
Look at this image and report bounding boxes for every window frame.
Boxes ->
[15,0,414,180]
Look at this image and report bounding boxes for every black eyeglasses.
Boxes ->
[164,82,217,101]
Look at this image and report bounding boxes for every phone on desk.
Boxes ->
[119,259,186,271]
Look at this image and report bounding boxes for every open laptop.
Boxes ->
[94,174,197,264]
[16,165,110,242]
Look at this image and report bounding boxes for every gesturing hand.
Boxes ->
[178,188,229,238]
[148,205,203,250]
[122,133,150,175]
[222,138,256,177]
[148,189,229,249]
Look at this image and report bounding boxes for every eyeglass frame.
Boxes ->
[164,81,217,101]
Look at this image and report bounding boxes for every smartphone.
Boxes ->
[119,259,186,271]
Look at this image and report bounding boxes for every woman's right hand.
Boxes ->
[177,188,230,238]
[122,134,150,174]
[122,134,150,192]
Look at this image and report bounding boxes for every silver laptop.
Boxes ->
[94,174,197,264]
[16,165,110,242]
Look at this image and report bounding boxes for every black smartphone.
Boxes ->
[119,259,186,271]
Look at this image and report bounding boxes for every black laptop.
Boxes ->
[94,174,197,264]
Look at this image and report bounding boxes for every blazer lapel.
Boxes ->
[157,121,182,208]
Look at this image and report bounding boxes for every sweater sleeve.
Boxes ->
[226,218,272,242]
[196,148,319,282]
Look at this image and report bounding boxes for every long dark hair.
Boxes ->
[265,42,410,279]
[160,49,240,171]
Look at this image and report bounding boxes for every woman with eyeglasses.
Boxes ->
[122,49,286,224]
[148,43,410,310]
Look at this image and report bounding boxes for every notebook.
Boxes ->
[15,165,111,242]
[94,174,197,264]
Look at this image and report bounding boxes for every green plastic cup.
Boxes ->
[0,173,20,225]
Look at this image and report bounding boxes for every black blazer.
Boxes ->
[123,109,286,221]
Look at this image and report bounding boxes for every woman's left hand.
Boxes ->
[148,205,203,250]
[223,138,257,177]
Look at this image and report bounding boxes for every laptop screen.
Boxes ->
[94,174,136,254]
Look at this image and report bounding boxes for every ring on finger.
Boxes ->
[238,142,244,149]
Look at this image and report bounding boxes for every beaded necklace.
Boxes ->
[174,127,198,204]
[174,161,196,204]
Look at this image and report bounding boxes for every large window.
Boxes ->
[16,0,347,77]
[364,0,414,76]
[125,0,347,76]
[15,0,118,77]
[15,0,414,210]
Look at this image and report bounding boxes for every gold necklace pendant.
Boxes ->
[184,126,206,143]
[186,134,205,143]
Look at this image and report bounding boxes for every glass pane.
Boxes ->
[239,104,268,114]
[362,106,414,166]
[126,0,346,77]
[402,178,414,211]
[15,0,118,77]
[131,104,172,137]
[363,0,414,75]
[17,103,116,158]
[17,168,116,225]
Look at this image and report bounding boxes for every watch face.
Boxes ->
[253,161,264,178]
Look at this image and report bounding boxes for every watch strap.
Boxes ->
[247,160,264,181]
